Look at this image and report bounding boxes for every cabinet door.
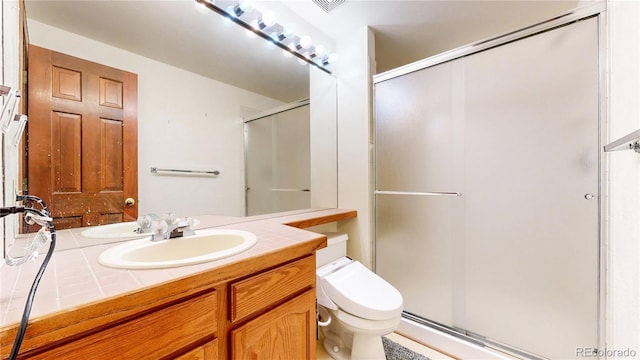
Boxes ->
[231,290,316,360]
[174,339,218,360]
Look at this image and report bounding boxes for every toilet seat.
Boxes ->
[320,260,403,321]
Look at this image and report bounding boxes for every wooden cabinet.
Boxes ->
[230,255,316,322]
[174,339,218,360]
[230,256,316,359]
[3,255,317,360]
[29,290,217,360]
[231,290,316,359]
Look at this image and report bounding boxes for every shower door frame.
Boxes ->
[243,99,311,216]
[372,2,608,358]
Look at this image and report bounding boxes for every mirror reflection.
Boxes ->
[245,100,311,216]
[22,0,337,232]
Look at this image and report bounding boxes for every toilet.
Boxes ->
[316,233,403,360]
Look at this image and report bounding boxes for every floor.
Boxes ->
[316,332,457,360]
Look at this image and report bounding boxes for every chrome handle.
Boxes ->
[375,190,462,197]
[271,188,311,192]
[584,193,596,200]
[150,167,220,176]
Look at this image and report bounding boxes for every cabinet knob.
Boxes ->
[584,193,596,200]
[125,197,136,206]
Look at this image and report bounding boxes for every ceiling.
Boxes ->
[25,0,579,102]
[282,0,579,73]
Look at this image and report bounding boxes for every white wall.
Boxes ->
[1,0,22,264]
[310,66,338,209]
[606,0,640,356]
[335,27,376,268]
[27,20,284,218]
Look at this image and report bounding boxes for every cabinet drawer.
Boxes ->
[231,255,315,322]
[31,290,217,359]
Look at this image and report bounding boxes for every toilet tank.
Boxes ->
[316,232,348,268]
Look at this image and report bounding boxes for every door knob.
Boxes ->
[584,193,596,200]
[125,197,136,206]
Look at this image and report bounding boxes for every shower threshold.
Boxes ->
[397,312,546,360]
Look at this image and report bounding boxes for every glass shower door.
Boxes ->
[375,60,462,327]
[245,105,310,216]
[460,17,599,358]
[374,16,600,359]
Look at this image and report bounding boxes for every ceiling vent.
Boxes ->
[312,0,347,13]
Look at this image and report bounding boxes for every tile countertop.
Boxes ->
[0,208,356,329]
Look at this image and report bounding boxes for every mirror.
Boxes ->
[18,1,337,232]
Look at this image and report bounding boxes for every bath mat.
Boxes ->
[382,336,431,360]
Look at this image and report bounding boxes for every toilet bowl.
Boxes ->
[316,234,403,360]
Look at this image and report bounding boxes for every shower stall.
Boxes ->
[373,9,602,360]
[244,100,311,216]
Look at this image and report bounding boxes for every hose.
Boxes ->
[5,208,56,360]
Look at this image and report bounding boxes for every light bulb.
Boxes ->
[299,35,312,49]
[328,53,338,63]
[238,0,252,12]
[259,11,276,28]
[314,45,326,57]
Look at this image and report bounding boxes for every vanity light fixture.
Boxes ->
[256,11,276,30]
[298,35,313,50]
[231,0,253,17]
[195,0,334,74]
[272,24,293,42]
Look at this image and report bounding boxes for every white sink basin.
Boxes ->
[98,228,257,269]
[81,219,200,239]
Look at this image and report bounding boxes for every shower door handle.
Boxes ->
[375,190,463,197]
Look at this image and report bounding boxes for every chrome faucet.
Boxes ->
[149,215,195,241]
[136,213,159,234]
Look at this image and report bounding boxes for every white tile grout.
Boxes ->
[80,248,105,298]
[52,252,60,309]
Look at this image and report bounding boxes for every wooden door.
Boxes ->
[27,45,138,229]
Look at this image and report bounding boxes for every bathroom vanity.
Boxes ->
[0,208,356,359]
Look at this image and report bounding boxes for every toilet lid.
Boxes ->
[321,261,403,321]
